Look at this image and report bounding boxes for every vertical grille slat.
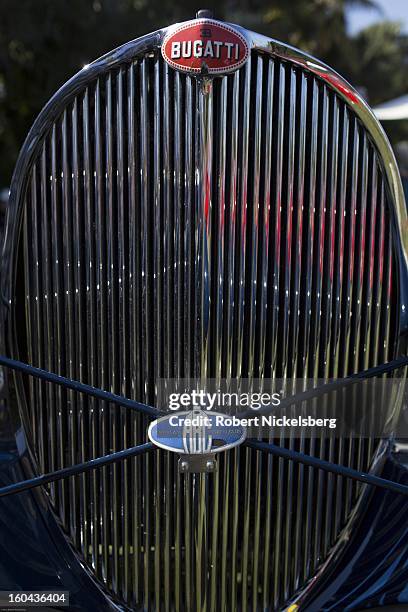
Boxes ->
[271,63,287,610]
[292,71,307,591]
[301,75,319,584]
[245,56,264,612]
[343,118,360,516]
[21,49,399,612]
[126,60,143,605]
[82,85,97,573]
[234,61,251,380]
[50,122,67,527]
[223,71,239,382]
[162,61,170,383]
[321,93,340,557]
[116,65,131,601]
[312,85,329,570]
[183,76,194,382]
[172,71,184,610]
[40,142,57,503]
[139,57,153,609]
[209,76,226,611]
[257,61,274,382]
[361,154,379,468]
[260,62,275,610]
[173,71,183,381]
[153,57,162,612]
[267,63,284,381]
[94,76,111,583]
[237,59,252,612]
[332,103,349,538]
[105,69,120,592]
[282,66,296,602]
[196,78,213,381]
[213,77,227,384]
[27,166,46,468]
[61,106,76,545]
[71,96,88,557]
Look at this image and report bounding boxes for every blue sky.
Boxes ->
[347,0,408,34]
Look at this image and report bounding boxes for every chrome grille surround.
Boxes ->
[3,22,407,612]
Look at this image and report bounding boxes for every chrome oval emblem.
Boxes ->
[161,19,250,75]
[148,408,246,455]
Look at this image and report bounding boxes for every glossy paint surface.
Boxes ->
[0,406,119,610]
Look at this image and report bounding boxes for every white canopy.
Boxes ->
[373,94,408,120]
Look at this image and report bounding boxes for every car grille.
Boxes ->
[21,49,397,610]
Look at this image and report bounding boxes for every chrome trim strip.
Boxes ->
[196,77,213,381]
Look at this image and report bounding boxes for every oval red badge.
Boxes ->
[162,19,250,75]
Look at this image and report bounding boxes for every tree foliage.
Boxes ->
[0,0,406,186]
